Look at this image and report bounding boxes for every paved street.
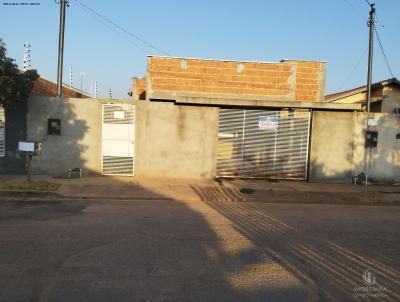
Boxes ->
[0,196,399,302]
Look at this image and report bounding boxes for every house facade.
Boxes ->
[326,78,400,113]
[4,56,399,183]
[131,56,354,180]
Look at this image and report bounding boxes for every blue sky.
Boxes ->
[1,0,399,99]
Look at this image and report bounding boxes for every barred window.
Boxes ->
[47,119,61,135]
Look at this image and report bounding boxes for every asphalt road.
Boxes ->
[0,197,399,302]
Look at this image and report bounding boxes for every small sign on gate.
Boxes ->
[258,116,278,131]
[113,111,125,119]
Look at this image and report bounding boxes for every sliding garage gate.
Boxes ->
[217,108,311,179]
[102,104,135,175]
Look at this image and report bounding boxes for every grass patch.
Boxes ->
[240,187,255,195]
[0,181,60,192]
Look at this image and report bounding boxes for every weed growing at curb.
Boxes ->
[240,187,255,194]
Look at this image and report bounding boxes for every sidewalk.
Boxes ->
[0,175,399,205]
[0,175,215,201]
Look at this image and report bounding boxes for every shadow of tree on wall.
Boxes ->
[28,97,90,176]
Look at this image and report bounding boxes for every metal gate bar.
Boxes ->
[217,108,311,179]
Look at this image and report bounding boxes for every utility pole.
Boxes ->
[366,3,375,113]
[56,0,68,97]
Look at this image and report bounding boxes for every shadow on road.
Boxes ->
[206,200,400,301]
[0,177,308,302]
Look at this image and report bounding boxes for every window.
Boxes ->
[370,100,382,112]
[48,119,61,135]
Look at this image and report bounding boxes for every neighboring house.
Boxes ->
[0,76,90,174]
[31,77,91,98]
[326,78,400,113]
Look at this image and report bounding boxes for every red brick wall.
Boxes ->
[147,57,325,102]
[30,77,89,98]
[133,77,146,100]
[294,61,322,101]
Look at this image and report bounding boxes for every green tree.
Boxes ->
[0,38,39,108]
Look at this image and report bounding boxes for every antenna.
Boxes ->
[94,81,98,99]
[23,43,31,71]
[69,66,73,88]
[80,72,86,92]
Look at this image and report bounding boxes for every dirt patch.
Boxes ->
[240,187,255,195]
[0,181,60,192]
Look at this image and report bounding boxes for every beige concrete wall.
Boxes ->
[310,111,400,183]
[25,97,399,181]
[134,100,219,178]
[382,86,400,113]
[27,97,103,175]
[353,113,400,182]
[309,111,355,182]
[27,97,133,176]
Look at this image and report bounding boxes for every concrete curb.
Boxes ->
[1,185,399,206]
[0,190,61,198]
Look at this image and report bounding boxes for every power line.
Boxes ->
[342,0,365,20]
[74,2,148,53]
[337,47,369,91]
[341,1,395,81]
[73,0,170,56]
[374,26,395,78]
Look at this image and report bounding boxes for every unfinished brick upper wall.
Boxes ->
[291,61,325,101]
[146,56,326,102]
[133,77,146,100]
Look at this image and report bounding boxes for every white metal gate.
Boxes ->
[102,104,135,175]
[217,108,311,179]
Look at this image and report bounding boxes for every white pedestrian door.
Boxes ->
[102,104,135,175]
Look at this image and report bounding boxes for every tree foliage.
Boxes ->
[0,38,39,108]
